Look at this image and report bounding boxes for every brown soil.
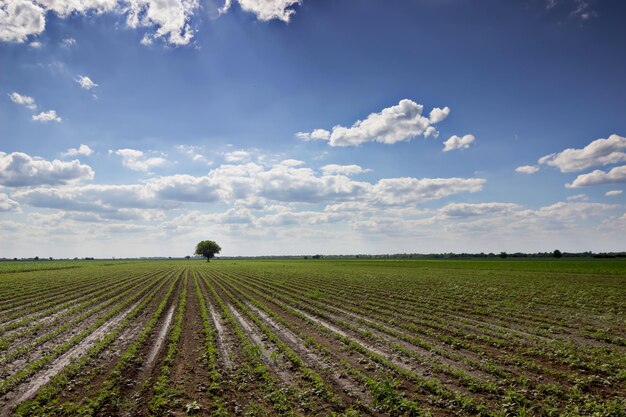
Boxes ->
[0,299,143,414]
[164,274,214,416]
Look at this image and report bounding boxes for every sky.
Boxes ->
[1,0,625,258]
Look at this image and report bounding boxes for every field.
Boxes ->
[0,259,624,417]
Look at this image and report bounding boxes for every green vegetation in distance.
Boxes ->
[194,240,222,262]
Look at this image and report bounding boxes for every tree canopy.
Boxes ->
[194,240,222,262]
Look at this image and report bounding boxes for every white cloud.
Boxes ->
[114,148,168,172]
[220,0,300,22]
[150,174,222,203]
[605,190,623,197]
[346,200,618,243]
[1,0,300,46]
[0,151,94,186]
[279,159,304,167]
[515,165,539,174]
[64,144,94,157]
[167,208,255,229]
[370,177,485,205]
[61,37,76,46]
[12,176,217,216]
[176,145,210,164]
[321,164,370,176]
[140,33,153,45]
[209,162,367,204]
[32,110,62,122]
[14,159,485,218]
[443,134,475,152]
[566,165,626,188]
[566,193,588,201]
[437,202,520,219]
[32,0,118,17]
[428,107,450,124]
[210,165,483,206]
[0,193,20,212]
[8,92,36,110]
[224,150,251,163]
[539,134,626,173]
[0,0,45,42]
[530,201,615,221]
[299,100,450,147]
[75,75,98,90]
[258,209,347,227]
[14,184,177,214]
[29,40,41,47]
[295,129,330,141]
[125,0,199,46]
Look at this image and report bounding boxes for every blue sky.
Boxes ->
[1,0,625,257]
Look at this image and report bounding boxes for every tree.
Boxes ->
[499,252,507,259]
[195,240,221,262]
[553,249,563,259]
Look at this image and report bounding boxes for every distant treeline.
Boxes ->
[3,252,626,262]
[220,251,626,260]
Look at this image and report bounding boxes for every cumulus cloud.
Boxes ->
[151,175,221,203]
[347,200,618,241]
[207,162,367,204]
[224,150,251,163]
[176,145,210,164]
[443,134,475,152]
[64,144,94,157]
[209,166,483,206]
[279,159,304,167]
[0,193,20,212]
[32,110,61,122]
[295,129,330,142]
[8,92,36,110]
[13,184,179,216]
[0,151,94,186]
[114,148,167,171]
[370,177,485,205]
[14,158,485,219]
[428,106,450,124]
[298,100,450,147]
[531,201,616,221]
[1,0,301,46]
[167,208,255,229]
[605,190,622,197]
[515,165,539,174]
[220,0,300,22]
[125,0,199,46]
[12,175,217,216]
[258,209,347,227]
[321,164,369,176]
[437,202,520,218]
[0,0,45,42]
[539,134,626,173]
[566,165,626,188]
[75,75,98,90]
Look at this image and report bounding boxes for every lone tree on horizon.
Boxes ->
[195,240,222,262]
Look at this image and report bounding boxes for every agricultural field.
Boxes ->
[0,259,624,417]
